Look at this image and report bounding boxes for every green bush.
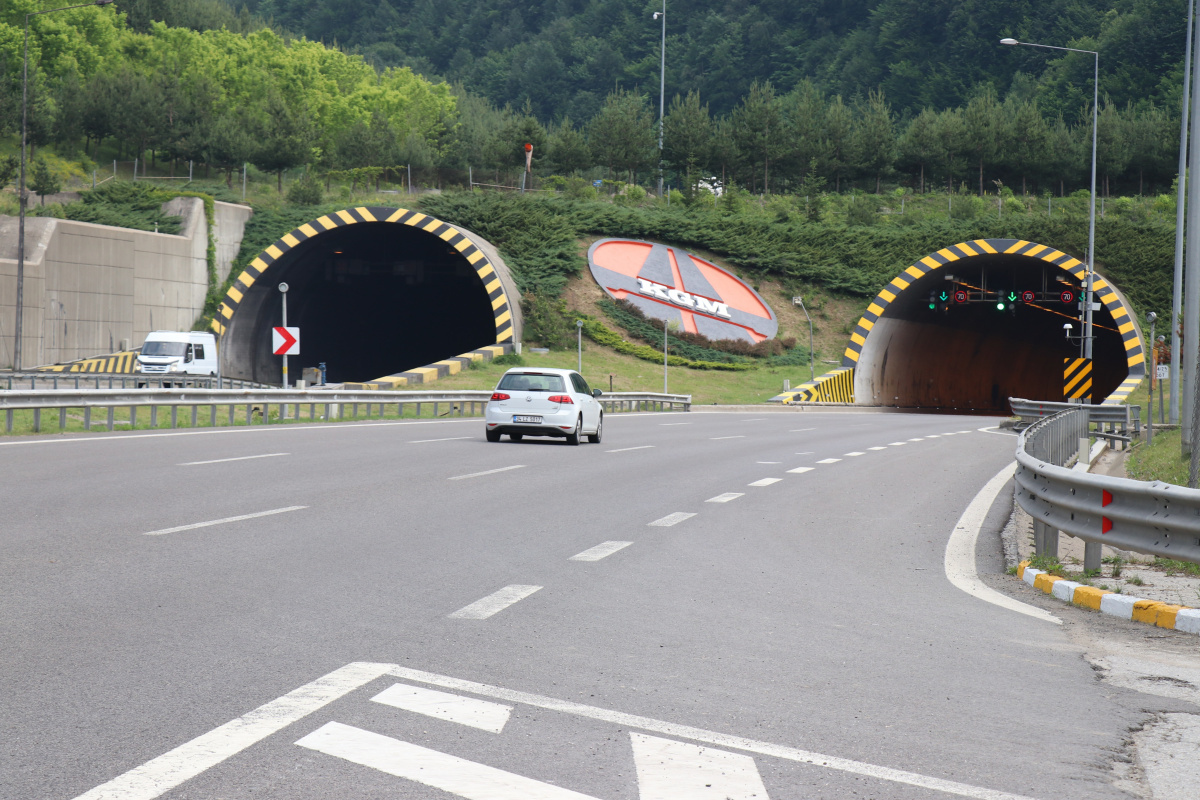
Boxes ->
[287,171,324,205]
[492,352,526,366]
[520,292,575,349]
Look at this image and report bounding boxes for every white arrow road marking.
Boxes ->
[786,467,813,474]
[142,506,306,536]
[631,733,770,800]
[178,452,289,466]
[296,722,600,800]
[570,541,633,561]
[449,465,526,480]
[648,512,696,527]
[747,478,781,487]
[706,492,744,503]
[449,585,542,619]
[371,683,512,733]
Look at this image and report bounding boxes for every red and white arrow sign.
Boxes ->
[272,326,299,356]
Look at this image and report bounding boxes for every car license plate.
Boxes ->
[512,415,542,424]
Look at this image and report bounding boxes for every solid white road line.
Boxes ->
[178,452,289,466]
[659,422,691,426]
[816,458,841,464]
[868,446,888,451]
[71,661,393,800]
[748,478,781,487]
[706,492,744,503]
[943,461,1060,625]
[786,467,814,474]
[631,732,770,800]
[409,436,473,444]
[844,451,865,456]
[607,445,655,453]
[569,541,633,561]
[709,435,744,440]
[448,585,542,619]
[448,465,526,481]
[371,683,512,733]
[790,428,815,432]
[740,418,766,422]
[143,506,306,536]
[296,722,599,800]
[648,512,696,527]
[977,426,1017,437]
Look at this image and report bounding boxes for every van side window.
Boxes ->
[185,344,194,362]
[193,344,205,360]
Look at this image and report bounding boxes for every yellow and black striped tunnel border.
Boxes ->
[842,239,1145,405]
[770,367,854,404]
[33,350,139,373]
[209,207,515,345]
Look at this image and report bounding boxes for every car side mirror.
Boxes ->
[592,389,603,397]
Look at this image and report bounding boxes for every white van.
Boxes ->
[136,331,218,378]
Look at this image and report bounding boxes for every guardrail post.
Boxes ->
[191,406,197,428]
[150,405,157,428]
[171,406,178,428]
[1033,520,1059,557]
[107,407,114,431]
[131,407,137,428]
[32,408,41,433]
[59,407,66,430]
[1084,541,1102,573]
[83,407,90,430]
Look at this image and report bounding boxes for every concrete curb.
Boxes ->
[1017,561,1200,635]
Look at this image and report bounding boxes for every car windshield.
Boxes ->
[497,373,566,392]
[141,341,187,357]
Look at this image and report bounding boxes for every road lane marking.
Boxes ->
[709,435,744,440]
[371,683,512,733]
[659,422,691,426]
[794,451,813,455]
[790,428,814,432]
[607,445,655,453]
[648,512,696,527]
[570,541,633,561]
[926,434,941,438]
[748,478,781,487]
[944,461,1059,626]
[958,430,972,434]
[756,460,781,464]
[706,493,744,503]
[787,467,814,474]
[739,418,765,422]
[942,432,958,436]
[296,722,599,800]
[409,436,473,444]
[143,506,306,536]
[868,446,888,451]
[449,585,542,619]
[844,451,865,456]
[816,458,841,464]
[448,465,526,480]
[977,426,1017,436]
[888,442,907,446]
[908,438,925,442]
[631,732,770,800]
[178,452,289,466]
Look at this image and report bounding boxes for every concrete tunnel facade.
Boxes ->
[211,208,521,385]
[784,239,1146,410]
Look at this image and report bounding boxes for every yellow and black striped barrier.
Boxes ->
[32,350,139,374]
[769,367,854,404]
[1063,357,1092,401]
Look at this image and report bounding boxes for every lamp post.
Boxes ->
[653,2,665,198]
[278,282,289,391]
[13,0,113,373]
[575,319,583,373]
[794,295,815,381]
[1171,0,1196,425]
[1148,312,1157,444]
[1000,38,1099,366]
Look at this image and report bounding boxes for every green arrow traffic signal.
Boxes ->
[939,292,948,301]
[1008,292,1017,302]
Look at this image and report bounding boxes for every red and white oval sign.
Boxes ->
[586,239,777,343]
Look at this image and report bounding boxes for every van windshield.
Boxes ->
[142,341,187,357]
[497,373,565,392]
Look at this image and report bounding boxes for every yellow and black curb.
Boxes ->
[1017,560,1200,635]
[344,344,514,390]
[769,367,854,404]
[32,350,139,374]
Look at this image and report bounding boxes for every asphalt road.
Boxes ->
[0,410,1178,799]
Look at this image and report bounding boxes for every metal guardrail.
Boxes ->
[0,388,690,433]
[1015,407,1200,567]
[3,373,272,391]
[1009,397,1140,438]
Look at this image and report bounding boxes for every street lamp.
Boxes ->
[1001,37,1099,366]
[653,2,665,198]
[13,0,113,372]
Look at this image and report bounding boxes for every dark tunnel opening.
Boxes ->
[855,256,1130,412]
[231,222,497,384]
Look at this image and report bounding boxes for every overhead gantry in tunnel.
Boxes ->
[781,239,1146,411]
[211,208,521,385]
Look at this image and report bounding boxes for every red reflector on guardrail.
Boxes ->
[1102,489,1113,507]
[1102,517,1113,534]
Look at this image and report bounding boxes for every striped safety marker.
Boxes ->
[1064,357,1093,401]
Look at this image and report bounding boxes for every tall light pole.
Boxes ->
[653,2,665,198]
[1171,0,1196,424]
[1001,38,1099,366]
[13,0,113,372]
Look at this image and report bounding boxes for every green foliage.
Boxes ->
[0,155,18,189]
[519,292,575,350]
[579,316,754,371]
[492,352,526,366]
[1027,554,1066,577]
[287,171,324,205]
[599,300,751,364]
[29,156,63,203]
[58,182,182,233]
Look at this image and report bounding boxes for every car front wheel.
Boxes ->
[566,416,582,445]
[587,413,603,444]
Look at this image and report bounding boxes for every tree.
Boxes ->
[779,80,829,184]
[204,113,255,188]
[962,87,1004,196]
[932,108,969,194]
[546,117,591,175]
[728,81,785,193]
[0,155,18,189]
[824,96,853,192]
[1004,97,1048,195]
[587,88,655,183]
[29,156,62,204]
[849,89,895,193]
[254,93,315,192]
[897,108,940,193]
[1043,113,1084,196]
[1097,100,1132,197]
[662,91,713,181]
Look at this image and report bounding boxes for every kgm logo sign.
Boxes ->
[586,239,777,343]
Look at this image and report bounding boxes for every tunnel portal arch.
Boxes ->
[211,207,519,385]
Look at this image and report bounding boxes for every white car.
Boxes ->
[485,367,603,444]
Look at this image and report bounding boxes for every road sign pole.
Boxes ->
[279,283,290,392]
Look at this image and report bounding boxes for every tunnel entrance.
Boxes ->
[213,208,519,385]
[846,239,1144,412]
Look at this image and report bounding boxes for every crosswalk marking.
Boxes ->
[631,732,770,800]
[371,683,512,733]
[570,541,633,561]
[706,492,744,503]
[648,512,696,527]
[449,585,542,619]
[296,722,600,800]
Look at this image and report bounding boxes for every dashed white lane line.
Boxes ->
[179,452,289,466]
[756,460,781,464]
[143,506,307,536]
[659,422,691,426]
[448,585,542,619]
[710,435,744,440]
[448,465,526,480]
[868,446,888,451]
[706,492,744,503]
[409,436,473,444]
[748,478,782,487]
[371,683,512,733]
[790,428,815,432]
[889,442,908,446]
[844,451,865,457]
[908,438,925,442]
[569,541,633,561]
[795,451,813,455]
[787,467,814,474]
[607,445,655,453]
[926,434,941,438]
[740,418,766,422]
[816,458,841,464]
[648,512,696,527]
[958,430,972,434]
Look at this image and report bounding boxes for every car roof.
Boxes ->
[502,367,577,375]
